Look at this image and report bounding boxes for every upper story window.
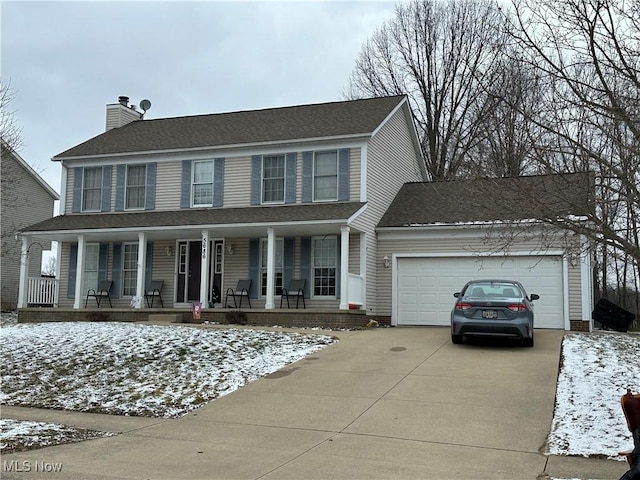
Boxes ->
[82,167,103,211]
[193,160,214,206]
[314,151,338,201]
[262,155,285,203]
[126,165,146,210]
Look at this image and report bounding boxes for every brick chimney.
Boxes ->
[105,96,143,131]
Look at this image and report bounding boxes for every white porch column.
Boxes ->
[339,226,350,310]
[17,236,29,308]
[135,232,147,308]
[74,234,86,309]
[200,230,210,307]
[265,227,275,309]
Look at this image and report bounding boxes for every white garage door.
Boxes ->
[396,256,564,329]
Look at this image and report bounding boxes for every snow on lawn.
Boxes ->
[1,419,114,453]
[0,322,336,417]
[547,331,640,460]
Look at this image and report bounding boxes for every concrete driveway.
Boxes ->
[1,326,627,479]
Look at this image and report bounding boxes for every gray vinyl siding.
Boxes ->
[154,162,182,211]
[377,230,584,323]
[567,264,584,320]
[352,107,425,315]
[1,150,57,309]
[57,242,73,308]
[223,156,252,207]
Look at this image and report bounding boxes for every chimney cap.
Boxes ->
[118,96,129,106]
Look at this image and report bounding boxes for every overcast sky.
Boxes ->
[2,0,399,202]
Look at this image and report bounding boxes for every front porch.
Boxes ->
[16,306,384,330]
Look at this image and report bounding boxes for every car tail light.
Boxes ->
[455,302,472,311]
[507,303,528,312]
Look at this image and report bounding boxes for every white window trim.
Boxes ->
[82,166,103,212]
[125,164,146,211]
[312,150,338,202]
[311,235,338,298]
[192,160,215,207]
[262,154,286,205]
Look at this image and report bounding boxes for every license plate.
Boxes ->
[482,310,498,319]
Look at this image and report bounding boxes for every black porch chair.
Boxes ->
[85,280,113,308]
[224,280,252,308]
[280,279,306,309]
[144,280,164,308]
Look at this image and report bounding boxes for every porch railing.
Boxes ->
[27,276,58,306]
[347,273,364,306]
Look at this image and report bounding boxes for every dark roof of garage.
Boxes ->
[21,202,366,233]
[53,95,406,159]
[377,172,594,227]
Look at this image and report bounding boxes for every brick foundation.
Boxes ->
[570,319,592,332]
[17,307,386,330]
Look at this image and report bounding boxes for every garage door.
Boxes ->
[396,256,564,329]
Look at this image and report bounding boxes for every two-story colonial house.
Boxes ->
[17,95,594,331]
[17,95,426,325]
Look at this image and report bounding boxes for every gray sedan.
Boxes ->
[450,280,539,347]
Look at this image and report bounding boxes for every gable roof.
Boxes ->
[377,172,593,227]
[54,95,408,159]
[1,141,59,200]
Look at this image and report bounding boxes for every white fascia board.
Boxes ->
[347,203,368,223]
[54,133,372,163]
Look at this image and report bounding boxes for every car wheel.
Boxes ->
[522,335,534,348]
[451,334,463,344]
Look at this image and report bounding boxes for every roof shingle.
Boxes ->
[54,96,406,159]
[22,202,366,233]
[377,173,594,227]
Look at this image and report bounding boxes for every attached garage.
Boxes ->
[394,254,566,329]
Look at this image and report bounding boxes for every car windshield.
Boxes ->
[463,282,522,298]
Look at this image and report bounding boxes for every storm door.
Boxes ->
[176,241,202,303]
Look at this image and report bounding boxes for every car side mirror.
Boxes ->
[530,294,540,301]
[453,292,460,298]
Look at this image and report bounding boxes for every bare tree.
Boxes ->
[497,0,640,310]
[344,0,509,180]
[1,80,23,151]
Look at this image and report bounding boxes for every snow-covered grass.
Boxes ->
[0,321,335,417]
[547,331,639,460]
[0,419,114,453]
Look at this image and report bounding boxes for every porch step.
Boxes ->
[148,314,184,324]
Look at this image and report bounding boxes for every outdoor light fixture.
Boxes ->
[226,244,234,255]
[383,255,390,268]
[165,245,174,257]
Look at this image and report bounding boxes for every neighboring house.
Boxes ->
[1,141,59,310]
[16,96,594,331]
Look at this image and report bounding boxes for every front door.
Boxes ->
[176,241,202,303]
